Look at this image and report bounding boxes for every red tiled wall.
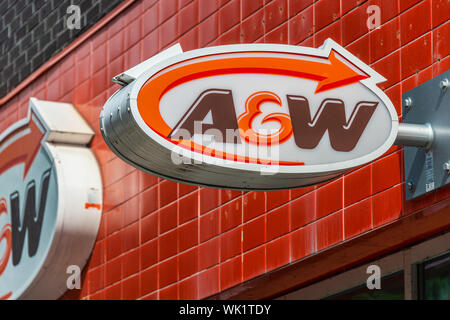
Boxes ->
[0,0,449,300]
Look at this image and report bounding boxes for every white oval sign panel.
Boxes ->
[0,98,102,299]
[101,39,398,189]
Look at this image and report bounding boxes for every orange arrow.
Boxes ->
[137,49,369,137]
[0,114,45,180]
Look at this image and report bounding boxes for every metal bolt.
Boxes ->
[444,161,450,175]
[407,181,415,192]
[440,78,449,92]
[404,97,413,110]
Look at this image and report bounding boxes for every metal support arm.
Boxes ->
[394,123,434,149]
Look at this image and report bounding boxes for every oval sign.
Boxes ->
[100,39,398,189]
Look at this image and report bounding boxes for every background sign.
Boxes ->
[101,39,398,189]
[0,98,102,299]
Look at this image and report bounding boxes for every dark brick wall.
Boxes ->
[0,0,124,98]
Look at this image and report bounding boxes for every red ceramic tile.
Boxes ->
[288,5,313,44]
[92,43,106,73]
[402,66,433,92]
[122,171,140,201]
[159,228,178,261]
[179,275,198,299]
[200,208,220,242]
[432,54,450,77]
[159,283,179,300]
[105,282,122,300]
[369,0,399,24]
[370,17,400,63]
[88,266,105,294]
[123,221,140,252]
[345,33,370,64]
[314,0,340,32]
[159,15,178,48]
[315,19,342,46]
[140,265,158,296]
[290,186,314,200]
[178,247,198,280]
[218,0,241,33]
[264,0,288,32]
[241,8,264,42]
[179,183,197,197]
[122,195,140,227]
[221,189,242,204]
[140,238,158,269]
[105,206,123,235]
[289,0,313,17]
[291,224,315,261]
[198,237,220,270]
[344,165,371,207]
[160,180,178,207]
[106,232,122,260]
[290,191,315,230]
[220,255,242,290]
[122,274,140,300]
[243,246,266,281]
[143,3,159,36]
[266,190,289,211]
[141,291,158,300]
[385,84,402,116]
[91,67,107,98]
[400,0,431,45]
[401,33,432,79]
[142,29,159,60]
[199,14,219,46]
[399,0,422,12]
[266,234,290,272]
[265,22,288,43]
[220,227,242,262]
[141,211,158,243]
[159,202,178,234]
[266,203,290,241]
[372,184,402,227]
[242,0,264,19]
[122,247,140,278]
[178,0,198,35]
[159,256,178,288]
[90,290,105,300]
[341,2,369,45]
[316,178,343,219]
[341,0,362,14]
[105,256,122,286]
[433,21,450,61]
[199,0,220,20]
[159,0,178,22]
[243,192,265,222]
[372,151,402,194]
[198,266,219,299]
[217,24,241,44]
[432,0,450,27]
[344,198,372,239]
[200,187,220,214]
[316,210,344,251]
[88,240,105,268]
[178,23,199,50]
[243,215,266,251]
[178,219,199,252]
[179,190,199,224]
[372,51,401,90]
[220,198,242,232]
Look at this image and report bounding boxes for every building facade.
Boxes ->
[0,0,449,300]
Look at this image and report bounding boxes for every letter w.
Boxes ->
[9,169,51,266]
[287,96,378,152]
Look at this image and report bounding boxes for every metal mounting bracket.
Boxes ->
[399,70,450,200]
